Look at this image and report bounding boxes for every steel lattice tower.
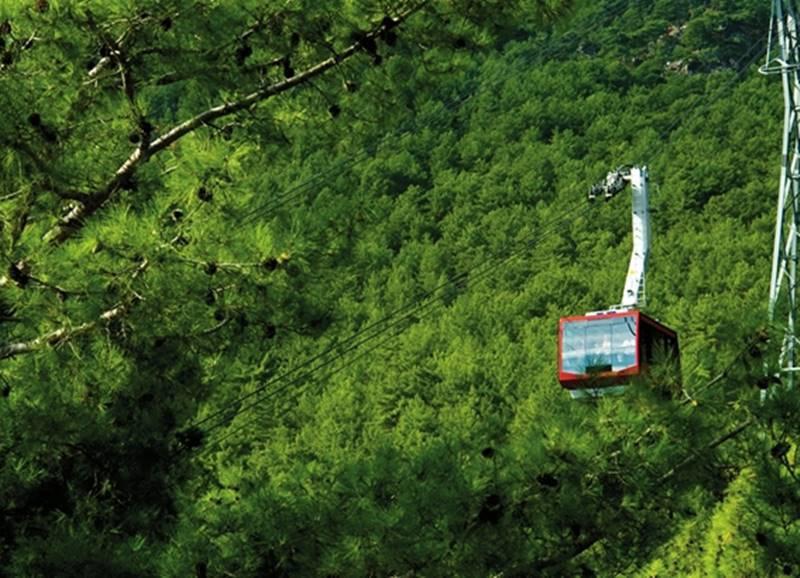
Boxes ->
[762,0,800,389]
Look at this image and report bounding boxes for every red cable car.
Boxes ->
[559,167,680,398]
[558,309,679,397]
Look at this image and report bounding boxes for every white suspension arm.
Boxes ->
[588,166,650,308]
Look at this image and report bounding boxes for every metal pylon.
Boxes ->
[762,0,800,389]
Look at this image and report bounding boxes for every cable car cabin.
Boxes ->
[558,309,679,399]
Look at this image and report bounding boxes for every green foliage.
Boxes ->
[0,0,793,576]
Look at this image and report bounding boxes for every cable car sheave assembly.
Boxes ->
[558,166,680,399]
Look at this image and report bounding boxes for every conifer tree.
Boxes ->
[0,0,795,576]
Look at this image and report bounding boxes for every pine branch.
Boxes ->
[43,4,426,245]
[0,259,148,361]
[529,417,755,574]
[658,417,754,483]
[0,302,128,360]
[531,532,603,573]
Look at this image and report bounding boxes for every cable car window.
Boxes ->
[561,315,637,374]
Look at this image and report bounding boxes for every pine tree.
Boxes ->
[0,0,795,575]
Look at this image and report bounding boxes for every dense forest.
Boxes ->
[0,0,796,575]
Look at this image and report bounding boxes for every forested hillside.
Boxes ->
[0,0,795,576]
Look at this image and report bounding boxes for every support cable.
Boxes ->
[181,4,767,454]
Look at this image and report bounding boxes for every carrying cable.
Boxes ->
[178,10,781,567]
[220,0,691,228]
[235,64,491,226]
[192,196,594,449]
[207,318,412,450]
[181,4,767,453]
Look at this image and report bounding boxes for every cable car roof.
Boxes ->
[560,309,677,339]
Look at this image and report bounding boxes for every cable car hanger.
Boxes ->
[589,166,649,310]
[558,166,681,399]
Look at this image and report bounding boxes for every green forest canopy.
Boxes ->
[0,0,797,576]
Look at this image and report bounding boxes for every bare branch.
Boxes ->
[43,6,425,244]
[85,16,137,80]
[87,55,111,79]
